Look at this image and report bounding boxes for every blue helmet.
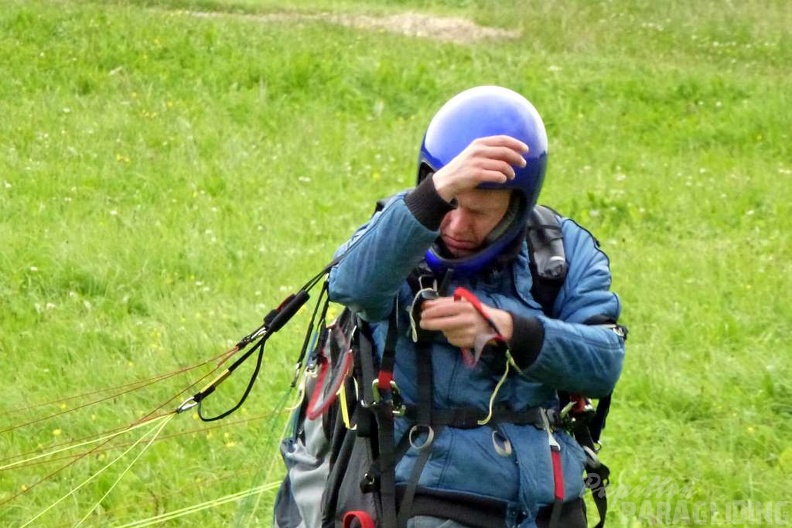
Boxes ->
[417,86,549,276]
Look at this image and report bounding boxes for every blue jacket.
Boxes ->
[328,192,625,527]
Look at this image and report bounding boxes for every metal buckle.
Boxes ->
[371,379,406,416]
[582,445,602,468]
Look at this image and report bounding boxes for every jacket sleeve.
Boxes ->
[517,219,626,397]
[328,195,439,322]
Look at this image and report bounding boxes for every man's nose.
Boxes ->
[445,211,468,234]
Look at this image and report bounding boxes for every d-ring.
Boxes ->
[491,429,513,457]
[408,425,435,450]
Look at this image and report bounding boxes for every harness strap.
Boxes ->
[402,405,551,429]
[377,301,399,391]
[374,304,401,528]
[589,463,610,528]
[396,340,434,527]
[396,425,443,528]
[355,325,377,438]
[539,410,565,528]
[549,453,564,528]
[375,410,398,528]
[527,205,567,317]
[589,392,613,444]
[568,404,611,528]
[414,341,434,427]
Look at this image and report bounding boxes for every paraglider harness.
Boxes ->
[273,203,624,528]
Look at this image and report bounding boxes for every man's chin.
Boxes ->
[439,237,479,258]
[445,245,476,258]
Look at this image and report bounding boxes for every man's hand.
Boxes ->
[432,135,529,203]
[419,296,514,350]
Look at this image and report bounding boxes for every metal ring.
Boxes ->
[408,425,435,451]
[491,430,513,457]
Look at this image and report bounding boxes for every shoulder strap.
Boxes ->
[526,205,566,316]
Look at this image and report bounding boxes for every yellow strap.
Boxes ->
[338,377,357,430]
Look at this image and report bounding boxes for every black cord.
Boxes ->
[197,339,266,422]
[191,197,394,420]
[290,281,331,388]
[196,279,332,421]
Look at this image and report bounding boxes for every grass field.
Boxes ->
[1,0,790,526]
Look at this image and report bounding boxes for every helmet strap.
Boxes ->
[482,192,524,247]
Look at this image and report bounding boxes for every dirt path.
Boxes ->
[189,10,520,44]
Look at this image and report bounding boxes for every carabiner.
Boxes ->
[176,396,198,414]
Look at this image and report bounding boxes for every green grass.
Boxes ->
[1,0,790,526]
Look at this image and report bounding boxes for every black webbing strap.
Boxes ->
[415,341,433,427]
[567,402,610,528]
[581,429,610,528]
[589,392,612,444]
[396,425,442,528]
[590,465,610,528]
[396,340,434,528]
[588,393,612,528]
[371,302,400,528]
[378,303,399,385]
[403,405,549,429]
[376,411,398,528]
[355,323,377,439]
[549,498,564,528]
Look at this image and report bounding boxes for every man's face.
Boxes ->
[439,189,512,257]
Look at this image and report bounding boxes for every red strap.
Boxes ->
[377,369,393,390]
[304,355,329,420]
[452,287,505,340]
[343,511,376,528]
[551,448,565,502]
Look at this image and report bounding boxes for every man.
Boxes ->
[329,86,625,528]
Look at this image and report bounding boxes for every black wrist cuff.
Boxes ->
[508,315,545,369]
[404,174,456,230]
